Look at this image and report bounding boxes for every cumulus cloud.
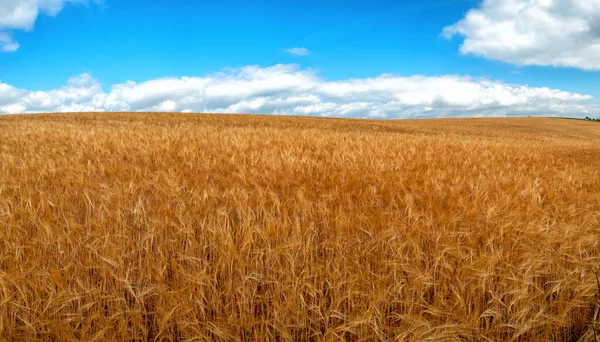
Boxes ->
[0,0,101,52]
[285,47,310,56]
[444,0,600,70]
[0,64,597,118]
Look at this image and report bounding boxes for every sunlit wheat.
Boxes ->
[0,113,599,341]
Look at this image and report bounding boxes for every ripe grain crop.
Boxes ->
[0,113,599,341]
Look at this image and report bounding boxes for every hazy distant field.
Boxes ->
[0,113,599,341]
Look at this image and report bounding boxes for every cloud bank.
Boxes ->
[0,64,597,118]
[444,0,600,70]
[0,0,100,52]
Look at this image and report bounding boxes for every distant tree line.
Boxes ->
[584,117,600,121]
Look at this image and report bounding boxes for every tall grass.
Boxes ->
[0,113,599,341]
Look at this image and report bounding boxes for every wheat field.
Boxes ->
[0,113,599,341]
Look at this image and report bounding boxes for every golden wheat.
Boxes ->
[0,113,599,341]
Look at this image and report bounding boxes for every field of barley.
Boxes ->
[0,113,599,341]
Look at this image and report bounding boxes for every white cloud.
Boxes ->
[0,0,101,52]
[444,0,600,70]
[0,31,19,52]
[0,64,597,118]
[285,47,310,56]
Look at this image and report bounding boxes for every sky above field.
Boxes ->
[0,0,599,118]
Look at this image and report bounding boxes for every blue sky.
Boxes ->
[0,0,599,117]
